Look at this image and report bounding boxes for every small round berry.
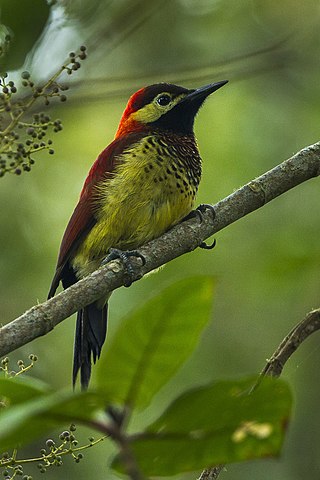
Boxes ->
[46,439,55,448]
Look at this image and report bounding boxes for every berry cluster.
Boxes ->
[0,425,105,479]
[36,424,84,473]
[0,46,87,177]
[1,354,106,478]
[0,354,38,378]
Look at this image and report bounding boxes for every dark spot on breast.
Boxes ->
[144,166,149,173]
[149,163,154,169]
[176,182,181,188]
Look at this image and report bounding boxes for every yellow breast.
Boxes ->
[72,134,201,277]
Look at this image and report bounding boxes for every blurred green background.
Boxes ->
[1,0,320,478]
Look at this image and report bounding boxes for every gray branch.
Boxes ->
[0,141,319,357]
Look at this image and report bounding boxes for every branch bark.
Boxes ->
[0,141,319,357]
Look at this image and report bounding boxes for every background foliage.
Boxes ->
[0,0,320,479]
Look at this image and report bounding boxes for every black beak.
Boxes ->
[152,80,228,134]
[182,80,228,104]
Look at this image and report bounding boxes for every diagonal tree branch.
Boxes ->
[0,141,319,357]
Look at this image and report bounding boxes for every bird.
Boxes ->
[48,80,228,389]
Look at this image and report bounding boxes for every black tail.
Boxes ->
[73,302,108,390]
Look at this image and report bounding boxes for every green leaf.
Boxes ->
[112,376,292,476]
[0,377,109,451]
[96,276,215,410]
[0,376,50,405]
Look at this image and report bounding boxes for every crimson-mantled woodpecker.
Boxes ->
[49,80,228,389]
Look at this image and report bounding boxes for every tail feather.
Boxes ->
[73,302,108,390]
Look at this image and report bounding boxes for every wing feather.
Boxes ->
[48,132,145,298]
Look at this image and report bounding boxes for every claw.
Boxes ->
[102,248,146,287]
[183,203,216,223]
[199,239,216,250]
[197,205,216,250]
[196,203,216,223]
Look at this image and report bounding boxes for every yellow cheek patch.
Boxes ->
[131,103,162,123]
[130,93,186,124]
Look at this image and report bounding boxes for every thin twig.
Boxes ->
[260,308,320,379]
[0,141,319,357]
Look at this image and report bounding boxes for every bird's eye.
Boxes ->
[156,94,171,106]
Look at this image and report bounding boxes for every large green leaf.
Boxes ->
[112,377,292,476]
[96,276,215,410]
[0,377,110,451]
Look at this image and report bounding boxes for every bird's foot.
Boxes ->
[195,203,216,223]
[102,248,146,287]
[183,204,216,250]
[183,203,216,223]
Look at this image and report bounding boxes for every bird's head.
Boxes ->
[115,81,228,138]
